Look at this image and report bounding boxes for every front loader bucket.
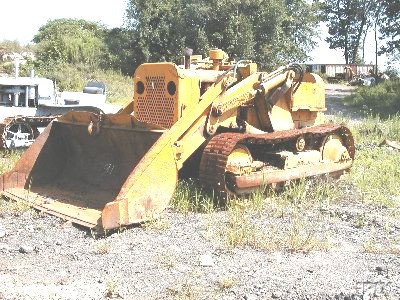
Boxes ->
[0,112,178,230]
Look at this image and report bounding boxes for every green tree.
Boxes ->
[125,0,320,70]
[125,0,185,64]
[0,40,36,76]
[379,0,400,55]
[322,0,374,64]
[103,28,138,75]
[0,40,23,54]
[33,19,108,67]
[321,0,399,65]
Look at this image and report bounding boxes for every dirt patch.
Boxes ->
[0,84,399,300]
[325,84,361,120]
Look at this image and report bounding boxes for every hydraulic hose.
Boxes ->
[287,63,304,93]
[226,60,252,89]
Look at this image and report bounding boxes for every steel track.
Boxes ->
[199,124,355,199]
[0,116,56,149]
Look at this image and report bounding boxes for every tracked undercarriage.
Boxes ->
[200,124,354,198]
[0,116,56,149]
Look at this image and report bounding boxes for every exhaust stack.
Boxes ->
[183,47,193,69]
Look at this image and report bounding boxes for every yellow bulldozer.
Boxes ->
[0,49,354,230]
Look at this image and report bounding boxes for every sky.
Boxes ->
[0,0,126,42]
[308,23,389,68]
[0,0,391,69]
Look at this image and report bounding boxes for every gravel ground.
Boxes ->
[325,84,360,120]
[1,84,399,300]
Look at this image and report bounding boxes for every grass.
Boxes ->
[0,149,23,173]
[344,79,400,116]
[157,253,177,270]
[221,197,269,249]
[276,177,346,209]
[214,182,337,252]
[167,275,198,300]
[363,231,400,255]
[171,179,215,214]
[351,114,400,143]
[36,62,134,105]
[95,240,111,255]
[0,82,398,252]
[142,216,170,231]
[0,197,31,217]
[218,276,235,289]
[0,150,30,217]
[328,113,400,207]
[170,179,339,252]
[105,278,120,298]
[170,113,400,251]
[348,115,400,206]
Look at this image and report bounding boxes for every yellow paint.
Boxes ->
[292,73,325,112]
[225,146,253,174]
[322,135,351,162]
[4,49,348,230]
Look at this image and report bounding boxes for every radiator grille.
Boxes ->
[136,76,175,129]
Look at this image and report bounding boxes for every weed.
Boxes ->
[0,149,23,173]
[167,276,198,300]
[351,114,400,144]
[218,203,331,252]
[363,239,400,255]
[362,226,400,255]
[105,278,120,298]
[157,254,177,270]
[142,217,170,231]
[219,198,266,249]
[180,280,196,300]
[0,197,31,217]
[363,237,379,254]
[350,146,400,206]
[214,179,336,252]
[275,177,344,211]
[353,213,366,228]
[247,186,268,213]
[218,276,235,289]
[285,212,331,252]
[344,115,400,206]
[344,80,400,115]
[95,241,111,255]
[171,179,215,214]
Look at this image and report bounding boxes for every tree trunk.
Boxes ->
[362,25,370,62]
[374,20,378,74]
[352,14,367,64]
